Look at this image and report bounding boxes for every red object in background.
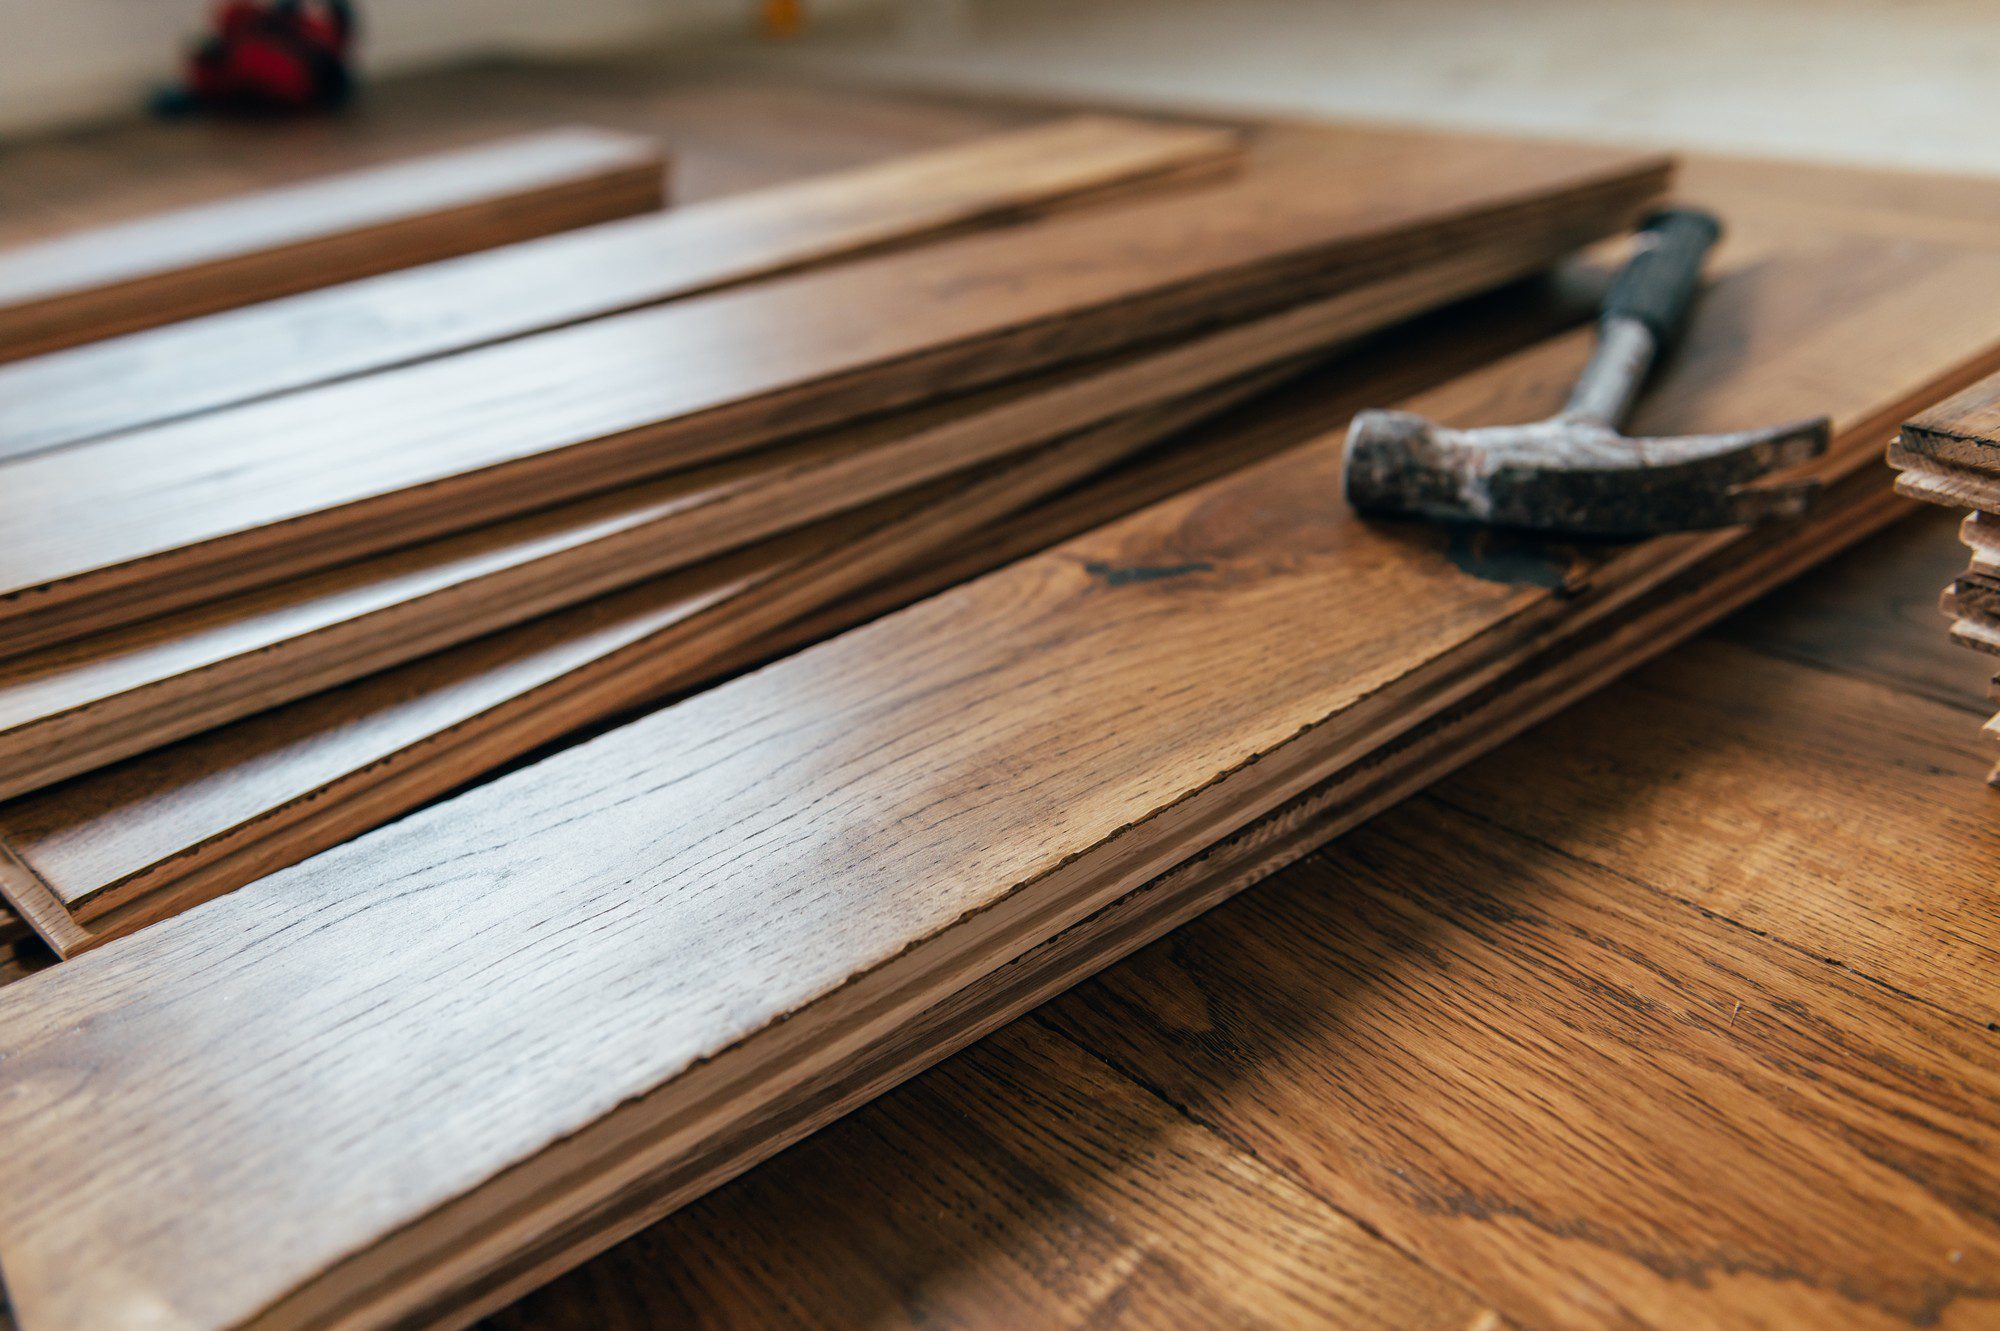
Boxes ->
[175,0,356,115]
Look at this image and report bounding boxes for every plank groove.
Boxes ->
[0,128,666,361]
[0,116,1238,462]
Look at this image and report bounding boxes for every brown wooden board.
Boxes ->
[0,262,1608,960]
[0,129,666,362]
[1902,367,2000,469]
[0,132,1666,655]
[3,217,1998,1331]
[0,261,1548,803]
[0,116,1238,463]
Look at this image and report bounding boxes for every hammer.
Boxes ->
[1343,208,1831,538]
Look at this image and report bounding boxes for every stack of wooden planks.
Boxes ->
[1889,377,2000,781]
[25,101,2000,1331]
[0,115,1667,969]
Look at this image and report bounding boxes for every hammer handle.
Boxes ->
[1602,208,1722,347]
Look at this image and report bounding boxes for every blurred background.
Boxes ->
[4,0,1994,171]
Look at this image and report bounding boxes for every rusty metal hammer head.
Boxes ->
[1344,209,1831,538]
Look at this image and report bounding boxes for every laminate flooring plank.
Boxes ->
[0,135,1668,654]
[482,1019,1499,1331]
[0,128,667,362]
[0,259,1547,803]
[4,221,1999,1331]
[0,116,1239,462]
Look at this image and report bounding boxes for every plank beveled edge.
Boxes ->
[0,128,669,362]
[0,155,1669,657]
[0,233,1574,808]
[0,115,1244,464]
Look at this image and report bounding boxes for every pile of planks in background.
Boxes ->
[1890,375,2000,781]
[5,101,2000,1331]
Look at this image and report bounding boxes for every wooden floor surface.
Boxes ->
[4,57,1996,1331]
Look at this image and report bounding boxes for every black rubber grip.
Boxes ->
[1601,207,1722,346]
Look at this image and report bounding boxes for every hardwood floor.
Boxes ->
[1,61,1995,1331]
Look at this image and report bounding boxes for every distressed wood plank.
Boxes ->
[0,134,1665,654]
[0,128,666,362]
[0,116,1238,462]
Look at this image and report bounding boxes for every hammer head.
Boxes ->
[1343,409,1832,538]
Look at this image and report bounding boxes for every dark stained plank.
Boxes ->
[0,128,665,361]
[485,1019,1497,1331]
[1042,794,2000,1331]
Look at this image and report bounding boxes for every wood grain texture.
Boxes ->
[0,262,1609,958]
[0,373,1285,954]
[1903,368,2000,468]
[0,135,1666,655]
[1437,638,2000,1025]
[4,214,1999,1331]
[0,128,666,362]
[0,258,1550,804]
[1040,787,2000,1331]
[483,1018,1497,1331]
[0,116,1239,463]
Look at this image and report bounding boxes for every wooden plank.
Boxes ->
[0,262,1548,803]
[484,1018,1497,1331]
[2,221,1997,1331]
[0,136,1667,655]
[0,264,1607,958]
[1903,369,2000,469]
[0,129,667,362]
[0,373,1285,954]
[0,116,1240,463]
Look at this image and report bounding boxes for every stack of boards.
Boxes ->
[0,112,1664,968]
[17,107,2000,1331]
[1890,375,2000,782]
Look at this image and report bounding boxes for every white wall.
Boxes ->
[0,0,771,135]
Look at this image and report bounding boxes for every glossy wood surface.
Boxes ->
[0,116,1237,462]
[0,128,666,361]
[0,133,1664,655]
[3,193,1998,1330]
[0,256,1552,806]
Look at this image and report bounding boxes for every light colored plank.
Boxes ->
[0,268,1535,804]
[0,135,1666,654]
[0,129,665,361]
[0,116,1239,462]
[2,218,1996,1331]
